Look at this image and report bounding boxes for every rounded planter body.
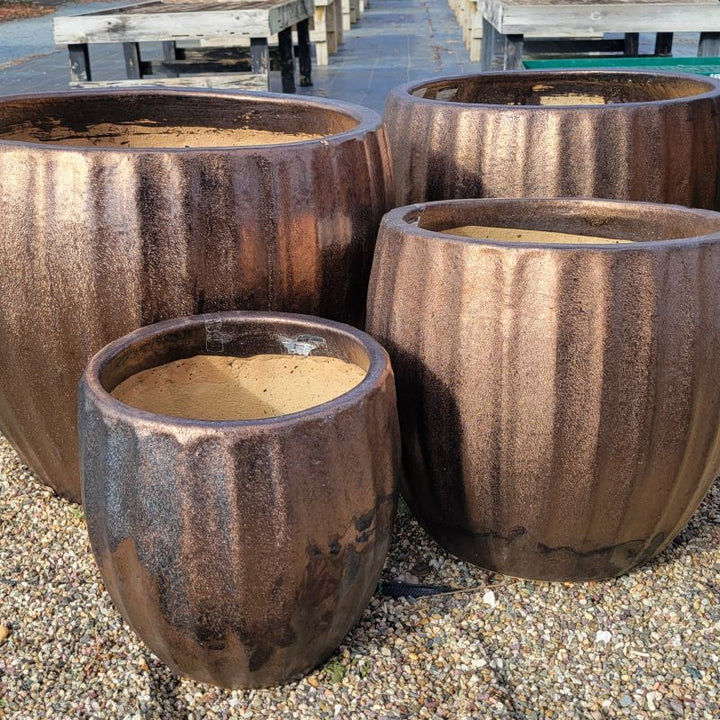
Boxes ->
[0,89,393,502]
[78,311,400,688]
[384,70,720,208]
[366,198,720,580]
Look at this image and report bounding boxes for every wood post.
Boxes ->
[123,42,143,79]
[278,27,296,92]
[297,19,313,86]
[68,44,91,82]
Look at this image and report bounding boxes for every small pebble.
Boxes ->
[0,625,11,644]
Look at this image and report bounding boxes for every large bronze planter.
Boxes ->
[383,70,720,208]
[78,311,400,688]
[366,198,720,580]
[0,89,393,502]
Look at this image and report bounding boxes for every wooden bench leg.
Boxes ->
[68,43,91,82]
[162,41,182,61]
[469,13,483,63]
[481,17,523,71]
[297,19,313,86]
[341,0,351,31]
[654,32,673,56]
[278,27,296,92]
[161,41,181,77]
[325,3,338,55]
[123,42,143,79]
[312,7,329,65]
[250,37,270,89]
[699,32,720,57]
[334,0,344,45]
[623,33,639,57]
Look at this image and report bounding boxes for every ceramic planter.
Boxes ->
[366,198,720,580]
[383,70,720,208]
[78,311,400,688]
[0,89,393,502]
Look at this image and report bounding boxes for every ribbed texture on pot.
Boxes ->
[383,71,720,208]
[366,198,720,580]
[78,313,400,688]
[0,90,393,502]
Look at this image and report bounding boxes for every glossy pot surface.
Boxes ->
[0,89,393,501]
[78,311,400,687]
[367,198,720,580]
[384,70,720,208]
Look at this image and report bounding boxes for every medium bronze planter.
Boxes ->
[78,311,400,688]
[366,198,720,580]
[383,70,720,208]
[0,89,393,502]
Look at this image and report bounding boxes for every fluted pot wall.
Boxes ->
[383,71,720,208]
[78,311,400,688]
[0,89,393,502]
[366,198,720,580]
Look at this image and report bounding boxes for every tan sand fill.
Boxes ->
[538,94,606,106]
[112,353,366,420]
[442,225,635,245]
[1,122,323,148]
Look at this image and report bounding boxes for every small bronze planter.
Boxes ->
[78,311,400,688]
[0,89,393,502]
[383,70,720,208]
[366,198,720,580]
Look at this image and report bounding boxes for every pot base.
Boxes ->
[421,518,668,581]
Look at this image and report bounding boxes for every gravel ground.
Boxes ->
[1,431,719,719]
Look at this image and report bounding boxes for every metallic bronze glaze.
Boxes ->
[383,71,720,208]
[366,198,720,580]
[78,311,400,688]
[0,89,393,502]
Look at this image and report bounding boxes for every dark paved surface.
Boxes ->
[0,0,704,114]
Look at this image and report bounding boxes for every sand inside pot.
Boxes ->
[1,122,323,148]
[111,354,366,420]
[442,225,634,245]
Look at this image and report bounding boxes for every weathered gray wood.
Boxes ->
[250,37,269,75]
[53,0,314,44]
[123,42,143,78]
[69,73,268,89]
[699,32,720,56]
[481,15,523,70]
[297,18,312,86]
[68,43,91,82]
[482,0,720,34]
[278,27,295,92]
[162,40,181,60]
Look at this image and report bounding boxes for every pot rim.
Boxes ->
[385,197,720,250]
[81,311,392,430]
[0,88,381,153]
[391,69,720,110]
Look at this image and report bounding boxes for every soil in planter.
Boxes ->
[0,122,323,148]
[111,354,366,420]
[442,226,634,245]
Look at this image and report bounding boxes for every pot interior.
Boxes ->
[98,315,371,421]
[0,92,360,148]
[411,72,716,106]
[410,200,720,244]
